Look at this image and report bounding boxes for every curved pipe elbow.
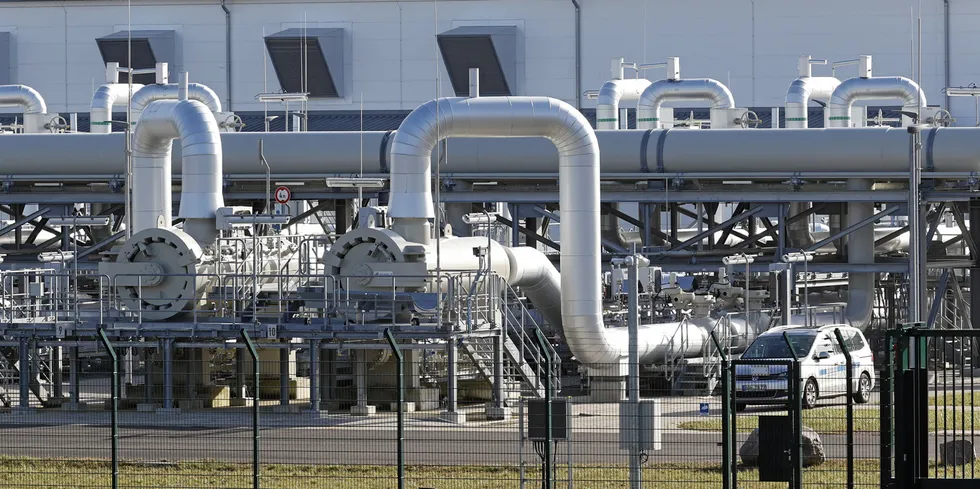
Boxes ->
[90,83,145,132]
[636,78,735,128]
[596,78,652,130]
[0,84,47,114]
[132,99,223,242]
[131,83,223,121]
[828,76,927,127]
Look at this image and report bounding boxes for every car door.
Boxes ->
[813,333,845,397]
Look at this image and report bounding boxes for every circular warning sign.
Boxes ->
[274,186,291,204]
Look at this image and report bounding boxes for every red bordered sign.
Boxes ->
[274,186,291,204]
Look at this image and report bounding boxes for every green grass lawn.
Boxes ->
[678,406,980,434]
[930,391,979,407]
[0,457,895,489]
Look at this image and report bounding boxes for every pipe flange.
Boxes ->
[116,227,205,321]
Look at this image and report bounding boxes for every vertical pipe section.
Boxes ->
[162,339,174,410]
[908,128,924,322]
[131,99,223,246]
[221,0,233,111]
[846,179,875,329]
[18,337,29,409]
[308,339,320,412]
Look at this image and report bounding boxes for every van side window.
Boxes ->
[844,331,866,352]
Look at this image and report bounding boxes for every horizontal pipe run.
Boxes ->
[4,127,980,175]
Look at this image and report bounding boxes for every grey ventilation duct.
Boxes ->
[437,26,518,96]
[264,28,345,98]
[96,30,176,85]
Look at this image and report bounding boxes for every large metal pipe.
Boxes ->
[130,83,222,122]
[785,73,840,248]
[0,84,47,114]
[132,99,223,246]
[827,76,927,128]
[596,76,651,130]
[90,83,145,133]
[6,128,980,176]
[636,79,734,129]
[784,77,840,129]
[846,179,874,329]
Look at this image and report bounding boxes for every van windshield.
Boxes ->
[742,333,816,359]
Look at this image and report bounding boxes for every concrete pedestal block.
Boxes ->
[485,406,512,421]
[589,377,626,402]
[439,411,467,424]
[351,405,376,416]
[304,409,328,419]
[389,402,416,413]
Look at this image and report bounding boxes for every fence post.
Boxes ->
[384,328,405,489]
[833,328,855,489]
[97,327,118,489]
[710,331,732,489]
[240,329,260,489]
[533,328,553,489]
[782,332,803,489]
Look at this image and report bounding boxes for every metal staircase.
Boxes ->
[459,282,559,398]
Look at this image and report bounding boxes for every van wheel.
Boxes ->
[803,378,819,409]
[853,372,872,404]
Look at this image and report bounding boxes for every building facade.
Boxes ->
[0,0,975,123]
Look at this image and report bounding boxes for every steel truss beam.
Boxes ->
[493,215,560,251]
[671,205,765,251]
[806,206,901,252]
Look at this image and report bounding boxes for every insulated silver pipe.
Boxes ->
[132,99,223,246]
[0,84,47,114]
[828,76,927,127]
[636,79,734,129]
[784,76,840,129]
[90,83,145,133]
[130,83,222,123]
[845,179,874,329]
[596,78,652,130]
[6,128,980,176]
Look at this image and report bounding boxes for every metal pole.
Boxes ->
[18,337,29,408]
[162,338,173,410]
[711,332,732,489]
[627,253,642,489]
[98,328,118,489]
[309,339,320,412]
[384,329,405,489]
[908,126,923,322]
[783,265,793,324]
[69,346,79,405]
[782,332,803,489]
[533,329,553,489]
[240,329,260,489]
[834,328,855,489]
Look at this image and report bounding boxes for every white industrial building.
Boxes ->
[0,0,976,122]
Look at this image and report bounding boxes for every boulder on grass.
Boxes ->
[739,425,825,467]
[940,440,977,466]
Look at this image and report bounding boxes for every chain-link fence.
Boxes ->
[0,326,977,489]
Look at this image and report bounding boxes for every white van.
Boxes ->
[734,324,875,410]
